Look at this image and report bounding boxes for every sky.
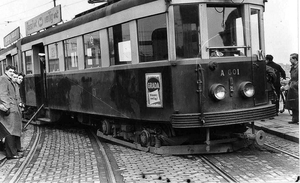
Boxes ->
[0,0,298,65]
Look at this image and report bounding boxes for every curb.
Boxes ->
[254,125,299,143]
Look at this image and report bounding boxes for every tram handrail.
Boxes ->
[206,45,250,51]
[22,104,44,131]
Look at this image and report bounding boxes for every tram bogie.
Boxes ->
[0,0,275,155]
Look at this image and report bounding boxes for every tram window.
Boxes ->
[48,43,60,72]
[137,14,168,62]
[24,50,33,74]
[108,22,131,65]
[207,6,245,57]
[174,5,199,59]
[250,9,261,56]
[64,37,79,70]
[84,31,101,68]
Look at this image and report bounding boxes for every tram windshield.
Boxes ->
[207,5,245,57]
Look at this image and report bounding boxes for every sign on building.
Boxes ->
[25,5,62,36]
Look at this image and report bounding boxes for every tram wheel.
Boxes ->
[139,130,150,147]
[102,120,112,135]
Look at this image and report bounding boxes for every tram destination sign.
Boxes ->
[3,27,20,47]
[25,5,62,36]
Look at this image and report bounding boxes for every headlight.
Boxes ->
[210,84,226,100]
[239,82,255,98]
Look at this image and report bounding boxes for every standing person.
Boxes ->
[266,54,286,114]
[0,65,23,159]
[13,71,25,153]
[286,53,298,124]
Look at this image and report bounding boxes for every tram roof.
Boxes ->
[21,0,157,45]
[20,0,267,45]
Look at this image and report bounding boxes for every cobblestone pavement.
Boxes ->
[104,141,299,183]
[0,125,35,182]
[107,144,228,183]
[265,132,299,157]
[204,145,299,183]
[0,101,298,183]
[16,125,107,183]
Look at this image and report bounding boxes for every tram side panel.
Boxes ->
[46,66,175,122]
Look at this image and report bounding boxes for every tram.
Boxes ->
[0,0,275,154]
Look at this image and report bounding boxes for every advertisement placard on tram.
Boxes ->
[146,73,163,108]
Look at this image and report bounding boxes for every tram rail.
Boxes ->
[199,155,237,182]
[0,125,40,183]
[264,143,299,159]
[91,130,117,183]
[9,125,41,183]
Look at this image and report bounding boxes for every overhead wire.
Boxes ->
[0,0,21,8]
[0,1,53,23]
[0,0,89,25]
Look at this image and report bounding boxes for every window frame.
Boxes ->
[23,50,33,75]
[47,42,60,72]
[83,31,102,69]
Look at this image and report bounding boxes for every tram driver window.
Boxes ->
[48,43,60,72]
[207,6,246,57]
[174,5,199,59]
[137,14,168,62]
[250,9,261,56]
[64,37,79,70]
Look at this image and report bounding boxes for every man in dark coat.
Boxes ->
[266,54,286,114]
[0,65,22,159]
[286,53,298,124]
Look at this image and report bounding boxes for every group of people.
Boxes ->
[266,53,298,124]
[0,65,25,159]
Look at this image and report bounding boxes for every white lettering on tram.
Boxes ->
[220,69,240,76]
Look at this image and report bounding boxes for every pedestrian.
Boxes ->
[266,54,286,114]
[13,71,25,152]
[0,65,23,159]
[286,53,298,124]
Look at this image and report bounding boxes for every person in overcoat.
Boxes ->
[0,65,22,159]
[286,53,299,124]
[266,54,286,114]
[13,71,25,152]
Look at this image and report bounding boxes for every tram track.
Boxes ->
[0,125,40,183]
[199,155,237,182]
[9,126,41,183]
[91,130,117,183]
[0,121,297,183]
[0,123,119,183]
[264,143,299,159]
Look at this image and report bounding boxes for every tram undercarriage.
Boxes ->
[96,118,266,155]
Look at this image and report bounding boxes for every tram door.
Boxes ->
[32,44,47,107]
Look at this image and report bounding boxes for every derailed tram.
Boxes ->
[0,0,275,154]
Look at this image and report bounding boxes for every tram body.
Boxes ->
[0,0,275,154]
